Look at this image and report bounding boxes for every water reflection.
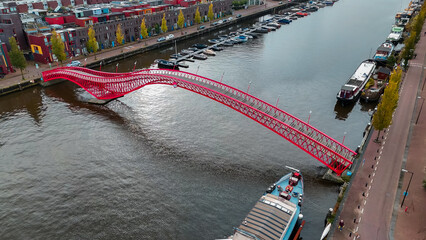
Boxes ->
[359,100,377,112]
[334,101,356,120]
[0,87,44,124]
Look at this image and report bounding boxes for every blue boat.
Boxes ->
[233,35,248,43]
[278,18,292,24]
[229,167,304,240]
[373,42,394,62]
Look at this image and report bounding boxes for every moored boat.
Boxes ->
[180,49,193,55]
[211,46,224,51]
[228,167,304,240]
[233,35,248,43]
[155,59,179,70]
[254,28,269,33]
[192,43,208,49]
[336,60,377,102]
[203,49,216,56]
[193,53,208,60]
[278,18,292,24]
[208,38,221,44]
[373,42,394,62]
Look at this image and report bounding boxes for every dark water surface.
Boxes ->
[0,0,409,239]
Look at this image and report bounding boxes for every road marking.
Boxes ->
[380,150,383,154]
[383,141,386,145]
[359,217,362,223]
[373,172,376,177]
[366,192,369,198]
[378,156,381,160]
[375,167,377,171]
[376,160,380,165]
[371,178,374,184]
[356,226,359,232]
[361,208,364,214]
[369,185,371,190]
[364,200,367,205]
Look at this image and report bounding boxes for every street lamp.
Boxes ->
[400,169,414,208]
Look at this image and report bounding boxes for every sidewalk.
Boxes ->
[0,0,283,92]
[330,21,426,240]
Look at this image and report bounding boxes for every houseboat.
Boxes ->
[228,167,304,240]
[337,60,377,102]
[373,42,394,62]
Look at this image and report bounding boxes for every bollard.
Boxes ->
[405,206,408,212]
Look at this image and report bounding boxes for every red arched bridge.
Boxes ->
[42,67,356,175]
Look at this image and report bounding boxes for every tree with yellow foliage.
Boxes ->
[207,3,214,22]
[194,7,201,24]
[116,24,124,46]
[161,13,168,33]
[140,17,148,40]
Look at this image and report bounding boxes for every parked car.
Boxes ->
[166,34,174,40]
[198,25,205,30]
[157,37,166,42]
[212,22,219,26]
[66,60,81,67]
[236,14,242,18]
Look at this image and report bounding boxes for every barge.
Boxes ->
[228,167,304,240]
[337,60,377,103]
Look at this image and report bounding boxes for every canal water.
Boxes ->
[0,0,410,239]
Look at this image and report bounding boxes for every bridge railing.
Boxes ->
[142,69,356,159]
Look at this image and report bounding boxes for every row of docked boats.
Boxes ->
[152,0,341,72]
[337,0,423,104]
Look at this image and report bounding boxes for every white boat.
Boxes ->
[203,49,216,56]
[320,223,331,240]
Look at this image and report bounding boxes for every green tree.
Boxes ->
[177,9,185,32]
[86,26,98,59]
[154,24,160,34]
[140,17,148,40]
[161,13,168,33]
[8,37,26,80]
[208,3,214,21]
[194,7,201,24]
[50,30,67,66]
[116,24,124,46]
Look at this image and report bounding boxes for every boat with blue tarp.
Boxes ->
[228,167,304,240]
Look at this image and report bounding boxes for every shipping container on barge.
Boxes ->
[336,60,377,103]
